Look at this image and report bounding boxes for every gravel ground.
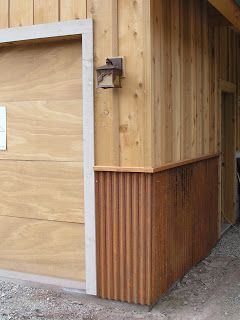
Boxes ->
[153,223,240,319]
[0,224,240,320]
[0,281,164,320]
[211,224,240,258]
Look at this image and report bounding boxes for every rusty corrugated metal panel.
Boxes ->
[95,172,153,305]
[152,157,219,296]
[95,157,219,305]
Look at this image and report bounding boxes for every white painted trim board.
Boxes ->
[0,106,6,151]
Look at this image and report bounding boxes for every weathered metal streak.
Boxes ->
[95,156,219,305]
[152,156,219,296]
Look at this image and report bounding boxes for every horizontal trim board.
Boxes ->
[208,0,240,32]
[0,19,92,45]
[94,166,154,173]
[94,153,220,173]
[220,79,237,93]
[0,106,6,151]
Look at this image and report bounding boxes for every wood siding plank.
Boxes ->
[60,0,86,20]
[118,0,152,167]
[0,0,238,169]
[171,0,181,161]
[10,0,33,27]
[152,0,239,166]
[34,0,59,24]
[0,0,9,28]
[87,0,116,166]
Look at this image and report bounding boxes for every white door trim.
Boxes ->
[0,19,96,295]
[0,107,7,151]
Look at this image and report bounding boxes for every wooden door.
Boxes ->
[221,92,236,224]
[0,40,85,281]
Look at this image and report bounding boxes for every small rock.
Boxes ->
[71,301,83,306]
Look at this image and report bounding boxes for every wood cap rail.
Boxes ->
[94,153,220,173]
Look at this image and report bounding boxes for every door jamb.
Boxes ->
[219,79,237,236]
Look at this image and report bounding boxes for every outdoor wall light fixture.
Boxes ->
[96,57,124,89]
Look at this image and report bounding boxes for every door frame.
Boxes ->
[219,79,237,230]
[0,19,96,295]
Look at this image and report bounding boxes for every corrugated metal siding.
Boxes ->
[153,157,219,296]
[95,156,219,305]
[95,172,153,305]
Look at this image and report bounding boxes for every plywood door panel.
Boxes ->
[0,161,84,223]
[0,216,85,281]
[0,100,82,161]
[0,40,82,102]
[0,33,84,280]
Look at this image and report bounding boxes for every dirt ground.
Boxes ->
[1,224,240,320]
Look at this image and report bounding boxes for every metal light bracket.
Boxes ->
[106,56,126,78]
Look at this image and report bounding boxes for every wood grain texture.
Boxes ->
[96,157,219,305]
[0,0,9,28]
[220,80,237,93]
[34,0,59,24]
[0,27,85,281]
[0,100,82,161]
[221,93,236,223]
[9,0,33,27]
[118,0,153,167]
[94,154,220,173]
[152,0,239,166]
[208,0,240,32]
[0,0,88,28]
[60,0,86,20]
[87,0,118,166]
[87,0,153,167]
[0,0,238,169]
[0,40,82,102]
[0,161,84,223]
[0,216,85,281]
[237,35,240,151]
